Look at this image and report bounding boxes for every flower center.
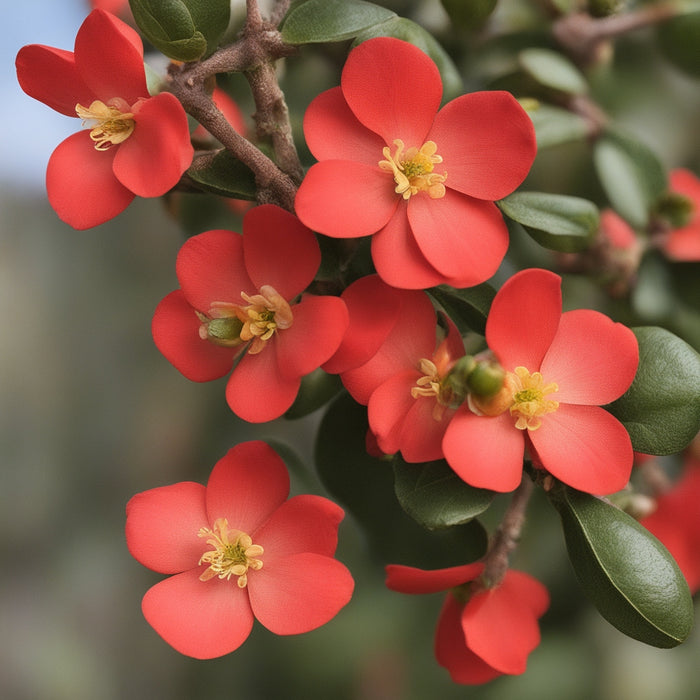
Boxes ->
[378,139,447,200]
[411,357,460,420]
[508,366,559,430]
[198,517,264,589]
[75,99,135,151]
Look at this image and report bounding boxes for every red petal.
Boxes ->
[340,290,437,405]
[443,410,525,492]
[303,86,386,164]
[113,93,192,197]
[176,229,253,312]
[225,344,301,422]
[408,191,508,285]
[530,404,633,494]
[664,225,700,261]
[16,45,93,117]
[371,204,452,289]
[74,10,147,105]
[435,594,502,684]
[205,441,289,533]
[253,494,344,559]
[385,562,483,594]
[142,569,254,659]
[462,571,546,674]
[429,91,536,200]
[248,552,353,635]
[541,309,638,405]
[243,205,320,299]
[276,295,349,379]
[322,275,404,374]
[126,482,207,574]
[399,399,454,463]
[295,160,398,238]
[341,38,441,146]
[152,290,236,382]
[46,132,134,229]
[670,167,700,205]
[486,268,562,371]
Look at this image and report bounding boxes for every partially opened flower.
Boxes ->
[295,37,536,289]
[443,268,638,494]
[386,563,549,684]
[152,204,349,422]
[16,9,193,229]
[339,284,465,462]
[126,441,355,659]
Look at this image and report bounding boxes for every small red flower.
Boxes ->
[295,37,536,289]
[126,441,355,659]
[385,563,549,684]
[443,268,638,494]
[662,168,700,261]
[641,452,700,594]
[152,204,349,422]
[16,10,193,229]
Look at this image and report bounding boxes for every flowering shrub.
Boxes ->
[15,0,700,694]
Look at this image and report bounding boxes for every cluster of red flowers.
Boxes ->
[20,7,685,685]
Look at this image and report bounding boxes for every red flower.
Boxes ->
[662,168,700,261]
[152,204,349,422]
[641,452,700,594]
[339,282,465,462]
[15,10,193,229]
[126,441,354,659]
[295,37,536,289]
[443,268,638,494]
[385,563,549,684]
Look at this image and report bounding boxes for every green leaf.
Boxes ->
[353,17,463,101]
[183,0,230,57]
[593,129,668,229]
[280,0,396,44]
[187,150,257,200]
[526,103,589,149]
[519,48,588,95]
[552,486,693,648]
[285,369,343,419]
[428,283,495,335]
[315,392,488,566]
[497,191,599,252]
[129,0,203,61]
[606,327,700,455]
[394,455,495,530]
[657,11,700,78]
[440,0,497,29]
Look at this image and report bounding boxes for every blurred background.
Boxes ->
[2,1,699,698]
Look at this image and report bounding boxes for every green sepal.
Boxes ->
[519,48,588,95]
[280,0,396,44]
[593,128,668,229]
[315,392,488,566]
[285,369,343,419]
[497,191,599,253]
[551,485,693,648]
[187,150,257,200]
[428,283,495,336]
[606,326,700,455]
[393,455,495,531]
[526,103,589,149]
[128,0,229,62]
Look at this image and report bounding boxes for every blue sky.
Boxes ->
[2,1,91,190]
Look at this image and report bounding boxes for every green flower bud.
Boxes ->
[467,361,506,398]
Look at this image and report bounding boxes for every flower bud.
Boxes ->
[445,355,477,401]
[654,191,694,230]
[467,361,506,398]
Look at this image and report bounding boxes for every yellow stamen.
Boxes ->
[75,99,135,151]
[379,139,447,200]
[198,518,264,589]
[411,357,459,421]
[508,366,559,430]
[235,285,293,354]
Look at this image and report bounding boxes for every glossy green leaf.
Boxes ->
[519,48,588,95]
[353,17,463,101]
[657,11,700,78]
[394,456,495,530]
[428,283,495,335]
[280,0,396,44]
[526,103,589,149]
[606,326,700,455]
[187,150,257,200]
[185,0,230,56]
[553,486,693,648]
[593,128,668,229]
[497,191,599,252]
[315,392,488,566]
[285,369,343,419]
[129,0,203,61]
[440,0,497,29]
